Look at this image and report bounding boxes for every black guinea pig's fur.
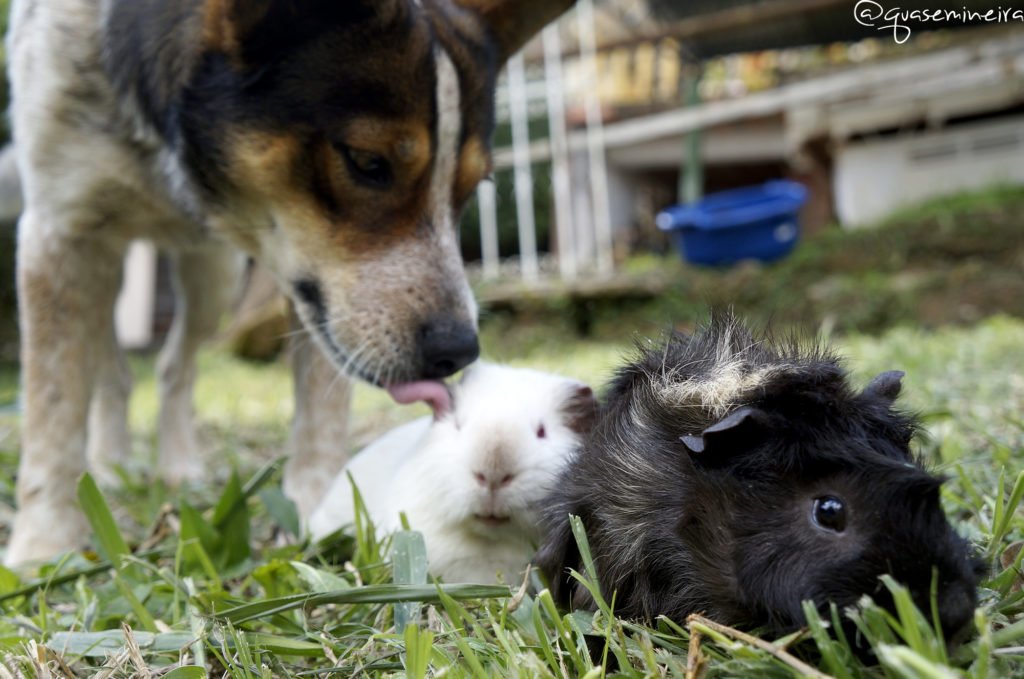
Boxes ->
[535,313,984,640]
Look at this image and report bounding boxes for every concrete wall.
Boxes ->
[834,116,1024,227]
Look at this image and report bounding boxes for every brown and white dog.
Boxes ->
[5,0,574,565]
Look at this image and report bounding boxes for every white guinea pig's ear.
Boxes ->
[863,370,905,403]
[680,406,770,460]
[561,384,598,434]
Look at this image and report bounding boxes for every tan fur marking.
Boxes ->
[456,135,491,204]
[225,129,425,260]
[655,363,781,419]
[228,131,301,189]
[201,0,270,55]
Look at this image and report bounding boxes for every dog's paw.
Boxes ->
[282,466,334,520]
[5,504,90,568]
[158,425,205,485]
[159,457,206,486]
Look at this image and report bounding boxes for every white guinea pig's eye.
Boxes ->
[812,495,847,533]
[536,423,546,439]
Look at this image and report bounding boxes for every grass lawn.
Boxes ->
[0,186,1021,676]
[0,315,1019,677]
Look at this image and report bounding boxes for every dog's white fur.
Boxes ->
[309,363,590,583]
[8,0,224,564]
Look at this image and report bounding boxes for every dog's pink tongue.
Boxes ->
[386,381,451,419]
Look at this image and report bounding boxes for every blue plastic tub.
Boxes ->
[656,180,808,266]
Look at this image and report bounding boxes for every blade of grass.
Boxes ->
[112,572,158,632]
[0,548,166,605]
[991,470,1024,554]
[162,668,207,679]
[435,583,488,676]
[244,633,325,658]
[210,471,251,568]
[241,457,285,499]
[212,583,509,625]
[969,609,991,679]
[402,623,434,679]
[879,576,932,659]
[989,617,1024,648]
[349,474,383,574]
[185,577,207,669]
[875,644,959,679]
[531,595,564,675]
[801,602,855,679]
[391,531,428,631]
[290,562,350,594]
[47,630,194,657]
[537,588,589,674]
[77,473,142,581]
[687,614,836,679]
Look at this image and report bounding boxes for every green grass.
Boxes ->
[0,315,1020,677]
[0,185,1021,676]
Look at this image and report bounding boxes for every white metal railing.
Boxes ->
[478,0,615,283]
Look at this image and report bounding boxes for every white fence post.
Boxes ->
[544,23,578,281]
[578,0,615,275]
[507,53,540,282]
[477,180,500,279]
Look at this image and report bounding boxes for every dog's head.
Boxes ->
[178,0,572,386]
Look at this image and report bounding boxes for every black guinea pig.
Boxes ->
[535,313,984,640]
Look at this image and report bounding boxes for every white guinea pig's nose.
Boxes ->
[473,470,516,492]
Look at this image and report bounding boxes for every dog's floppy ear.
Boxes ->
[458,0,577,61]
[202,0,266,54]
[202,0,403,60]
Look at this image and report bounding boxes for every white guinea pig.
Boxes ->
[308,362,596,583]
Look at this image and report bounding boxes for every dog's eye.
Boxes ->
[339,145,392,188]
[536,423,546,439]
[812,495,847,533]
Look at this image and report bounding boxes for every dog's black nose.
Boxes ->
[418,317,479,379]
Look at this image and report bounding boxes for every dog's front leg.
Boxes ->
[7,221,126,566]
[157,246,245,484]
[85,303,133,487]
[284,304,353,520]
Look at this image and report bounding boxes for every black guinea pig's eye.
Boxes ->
[812,495,847,533]
[339,145,393,188]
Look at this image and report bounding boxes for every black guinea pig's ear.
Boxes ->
[562,384,598,434]
[863,370,905,402]
[680,406,770,459]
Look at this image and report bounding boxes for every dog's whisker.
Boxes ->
[326,341,372,397]
[277,326,313,342]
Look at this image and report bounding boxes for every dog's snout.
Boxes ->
[418,317,479,379]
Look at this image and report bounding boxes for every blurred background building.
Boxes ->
[473,0,1024,282]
